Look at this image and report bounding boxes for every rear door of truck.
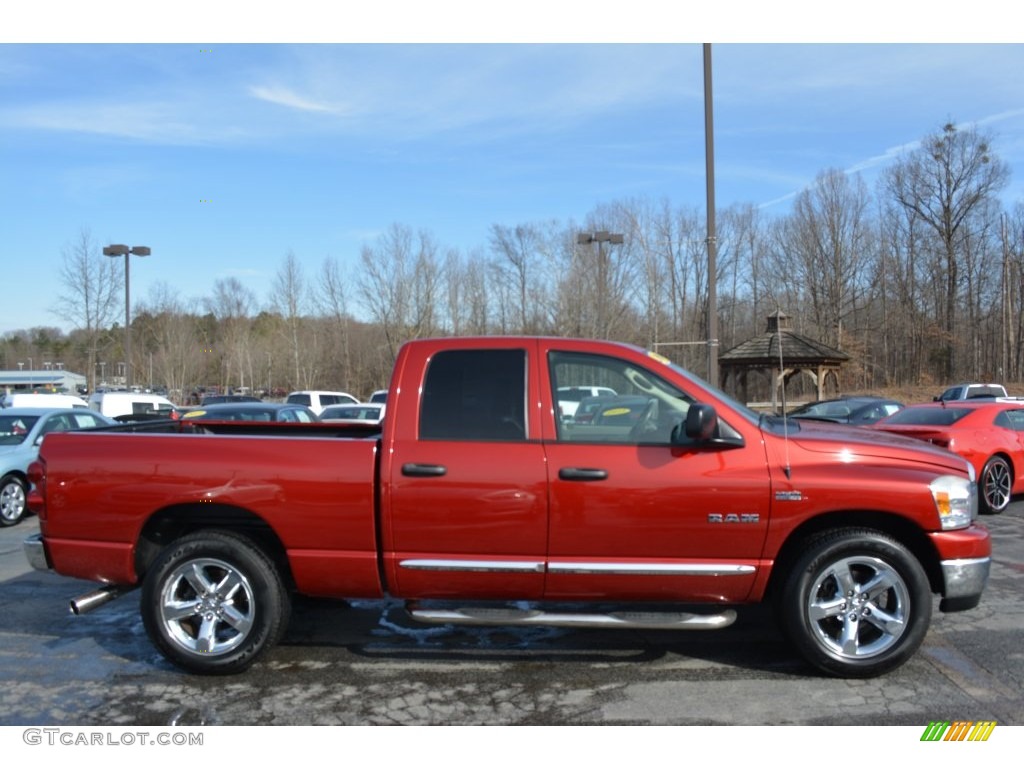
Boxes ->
[381,338,549,599]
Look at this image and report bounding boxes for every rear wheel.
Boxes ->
[980,456,1012,514]
[141,530,290,674]
[0,475,27,527]
[779,528,931,678]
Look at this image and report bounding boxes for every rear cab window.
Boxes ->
[419,349,527,441]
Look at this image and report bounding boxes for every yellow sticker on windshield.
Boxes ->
[603,407,631,416]
[182,410,206,418]
[647,350,671,365]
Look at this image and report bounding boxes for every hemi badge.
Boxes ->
[775,491,804,501]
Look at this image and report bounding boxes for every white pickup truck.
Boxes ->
[934,383,1009,401]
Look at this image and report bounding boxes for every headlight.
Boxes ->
[930,474,977,530]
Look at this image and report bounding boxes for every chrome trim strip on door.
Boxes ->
[547,562,756,576]
[399,559,755,576]
[400,559,546,573]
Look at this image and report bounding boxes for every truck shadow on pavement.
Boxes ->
[277,594,807,676]
[2,569,808,678]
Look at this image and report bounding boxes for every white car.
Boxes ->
[285,390,359,416]
[556,385,617,420]
[319,403,384,425]
[87,391,178,421]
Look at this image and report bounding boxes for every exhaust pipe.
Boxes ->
[69,585,131,615]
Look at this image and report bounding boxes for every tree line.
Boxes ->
[3,122,1023,404]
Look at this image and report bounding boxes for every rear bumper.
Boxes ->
[23,533,52,572]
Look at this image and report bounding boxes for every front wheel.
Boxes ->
[779,529,931,678]
[0,475,27,527]
[980,456,1012,514]
[141,530,290,674]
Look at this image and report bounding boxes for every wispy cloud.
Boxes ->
[248,85,346,114]
[0,99,246,144]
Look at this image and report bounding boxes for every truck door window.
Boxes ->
[549,351,692,444]
[419,349,527,441]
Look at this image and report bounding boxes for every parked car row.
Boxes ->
[0,387,388,527]
[10,377,1022,527]
[778,388,1024,515]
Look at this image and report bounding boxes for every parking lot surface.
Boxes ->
[2,506,1023,726]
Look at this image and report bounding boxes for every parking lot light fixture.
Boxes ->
[103,244,151,388]
[576,232,624,336]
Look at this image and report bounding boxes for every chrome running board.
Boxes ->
[406,604,737,631]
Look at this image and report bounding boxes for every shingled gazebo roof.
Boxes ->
[720,318,849,367]
[719,311,848,409]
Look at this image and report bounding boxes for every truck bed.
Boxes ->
[33,427,383,597]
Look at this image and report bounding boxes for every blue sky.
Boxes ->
[3,5,1023,336]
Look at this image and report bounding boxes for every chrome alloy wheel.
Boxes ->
[981,457,1011,514]
[805,555,910,660]
[0,478,27,525]
[158,557,256,656]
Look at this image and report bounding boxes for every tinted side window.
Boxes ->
[287,394,311,407]
[1004,409,1024,431]
[419,349,526,441]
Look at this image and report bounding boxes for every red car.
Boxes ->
[872,400,1024,514]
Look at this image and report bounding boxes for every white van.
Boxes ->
[1,393,89,409]
[285,390,359,416]
[87,391,177,420]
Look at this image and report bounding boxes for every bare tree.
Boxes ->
[52,228,123,392]
[270,251,312,388]
[773,169,873,349]
[488,222,555,334]
[357,224,443,359]
[884,122,1010,379]
[136,281,205,400]
[204,277,256,391]
[313,256,353,387]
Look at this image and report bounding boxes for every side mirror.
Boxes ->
[684,403,718,441]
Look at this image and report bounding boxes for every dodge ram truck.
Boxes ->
[23,336,991,677]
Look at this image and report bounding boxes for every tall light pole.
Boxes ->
[103,244,151,388]
[703,43,719,386]
[577,231,624,338]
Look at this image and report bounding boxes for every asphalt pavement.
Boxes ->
[1,505,1022,726]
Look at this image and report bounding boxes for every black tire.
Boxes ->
[778,528,931,678]
[980,456,1012,515]
[141,530,290,674]
[0,474,27,527]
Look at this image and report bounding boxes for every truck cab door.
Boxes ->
[382,342,549,599]
[541,347,770,603]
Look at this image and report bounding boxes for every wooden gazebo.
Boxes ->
[719,311,849,412]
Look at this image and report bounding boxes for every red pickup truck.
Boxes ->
[23,336,991,677]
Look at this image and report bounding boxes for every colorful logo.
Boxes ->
[920,721,996,741]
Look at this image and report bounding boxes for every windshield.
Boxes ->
[0,415,40,445]
[661,358,763,427]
